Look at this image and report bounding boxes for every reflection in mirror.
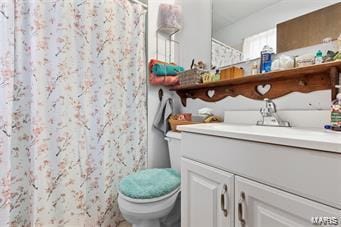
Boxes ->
[211,0,340,68]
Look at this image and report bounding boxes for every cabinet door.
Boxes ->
[181,158,234,227]
[235,176,341,227]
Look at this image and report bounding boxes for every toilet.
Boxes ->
[118,131,182,227]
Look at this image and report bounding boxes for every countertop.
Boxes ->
[177,123,341,153]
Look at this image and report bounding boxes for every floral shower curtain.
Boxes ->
[0,0,147,226]
[211,39,243,68]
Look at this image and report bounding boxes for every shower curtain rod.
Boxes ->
[129,0,148,9]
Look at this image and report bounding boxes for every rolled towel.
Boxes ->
[149,73,179,86]
[149,59,179,86]
[152,63,184,76]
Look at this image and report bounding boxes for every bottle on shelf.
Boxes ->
[260,45,274,73]
[315,50,323,64]
[331,85,341,131]
[251,62,259,75]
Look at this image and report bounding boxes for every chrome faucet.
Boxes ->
[257,98,291,127]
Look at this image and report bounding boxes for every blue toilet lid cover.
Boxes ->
[119,168,180,199]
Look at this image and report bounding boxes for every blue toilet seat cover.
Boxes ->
[119,168,180,199]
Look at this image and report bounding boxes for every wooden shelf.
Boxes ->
[171,61,341,106]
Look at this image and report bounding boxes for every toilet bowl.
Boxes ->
[118,188,180,227]
[118,131,182,227]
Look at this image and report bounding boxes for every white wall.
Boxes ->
[176,0,212,69]
[147,0,211,168]
[214,0,339,51]
[147,0,231,169]
[147,0,182,168]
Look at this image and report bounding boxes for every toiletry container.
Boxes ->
[331,85,341,131]
[260,45,274,73]
[272,55,294,71]
[295,54,315,67]
[118,132,182,227]
[251,62,258,75]
[315,50,323,64]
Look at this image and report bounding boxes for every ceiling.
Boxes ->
[213,0,282,33]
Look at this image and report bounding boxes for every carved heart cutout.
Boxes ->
[207,89,215,98]
[256,84,271,95]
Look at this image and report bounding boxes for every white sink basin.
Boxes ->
[177,123,341,153]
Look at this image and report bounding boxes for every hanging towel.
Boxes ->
[153,97,173,134]
[152,63,184,76]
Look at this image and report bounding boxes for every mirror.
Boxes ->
[211,0,340,68]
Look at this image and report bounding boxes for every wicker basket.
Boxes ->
[169,119,196,132]
[177,69,205,86]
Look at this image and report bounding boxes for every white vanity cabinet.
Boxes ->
[179,125,341,227]
[182,158,341,227]
[181,158,234,227]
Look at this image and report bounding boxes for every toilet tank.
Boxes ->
[165,131,182,173]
